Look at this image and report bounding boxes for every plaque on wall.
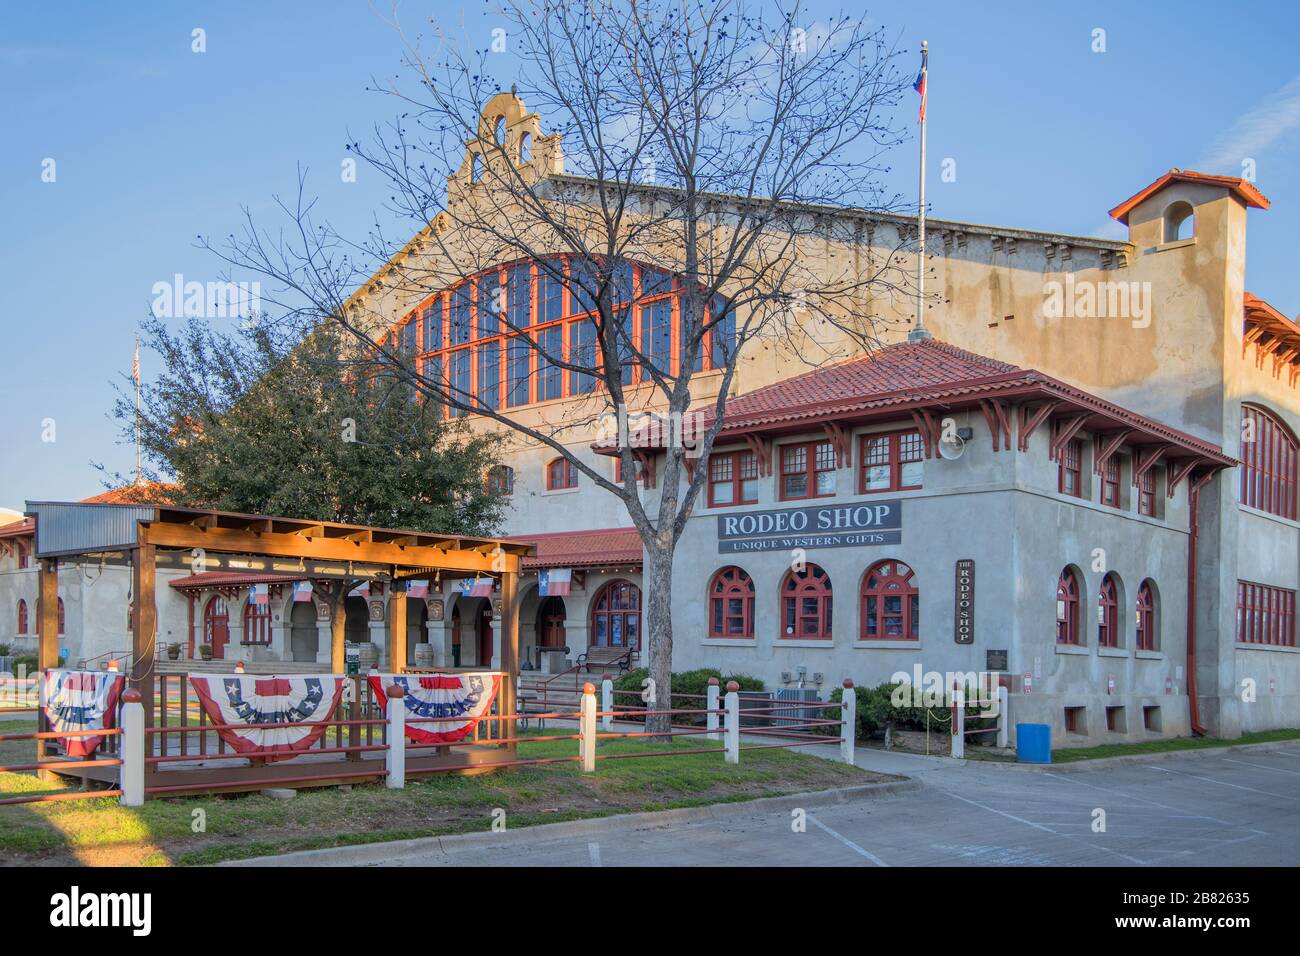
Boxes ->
[954,559,975,644]
[986,649,1008,672]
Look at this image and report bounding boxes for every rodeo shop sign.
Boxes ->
[717,500,901,553]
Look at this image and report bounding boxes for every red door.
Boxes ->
[539,596,566,648]
[204,597,229,659]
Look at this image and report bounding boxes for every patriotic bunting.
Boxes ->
[368,672,501,744]
[538,568,572,597]
[42,670,126,757]
[188,675,347,759]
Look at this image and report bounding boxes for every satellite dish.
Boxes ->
[938,434,966,460]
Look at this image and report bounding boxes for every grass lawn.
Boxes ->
[0,719,888,866]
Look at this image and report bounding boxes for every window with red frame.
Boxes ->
[708,450,759,506]
[781,564,833,639]
[1240,405,1298,520]
[1056,568,1080,644]
[1059,438,1083,497]
[1100,455,1121,508]
[861,560,919,641]
[708,566,755,638]
[1236,580,1297,647]
[1138,466,1160,517]
[779,441,837,501]
[614,455,652,486]
[860,431,924,494]
[546,457,578,490]
[1097,574,1119,647]
[243,599,272,646]
[16,541,29,569]
[486,465,514,496]
[16,599,27,635]
[1136,580,1157,651]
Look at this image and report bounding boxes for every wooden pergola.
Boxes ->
[29,502,532,747]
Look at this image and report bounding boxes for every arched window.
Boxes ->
[861,560,919,641]
[546,457,577,490]
[486,465,514,496]
[1240,405,1298,520]
[781,564,833,640]
[493,115,506,145]
[1164,201,1194,242]
[57,597,65,635]
[1056,568,1080,645]
[1136,580,1157,651]
[708,567,754,638]
[243,597,271,646]
[1097,573,1120,648]
[590,580,641,649]
[519,131,532,163]
[16,599,27,635]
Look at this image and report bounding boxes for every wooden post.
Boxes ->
[499,568,519,749]
[35,558,59,772]
[388,580,408,673]
[131,534,157,758]
[330,585,347,673]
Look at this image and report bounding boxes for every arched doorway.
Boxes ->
[476,600,494,666]
[590,580,641,650]
[290,600,318,662]
[344,596,371,645]
[451,605,462,667]
[538,596,566,648]
[407,596,430,658]
[203,596,230,659]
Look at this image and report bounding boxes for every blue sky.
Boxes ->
[2,0,1298,509]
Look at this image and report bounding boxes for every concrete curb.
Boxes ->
[215,778,918,867]
[961,738,1300,773]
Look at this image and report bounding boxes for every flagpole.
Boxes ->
[133,335,143,485]
[910,40,931,343]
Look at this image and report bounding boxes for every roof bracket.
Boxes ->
[822,421,852,468]
[1093,429,1134,476]
[1018,401,1061,452]
[1048,414,1089,462]
[1131,446,1168,487]
[909,409,940,459]
[979,399,1012,452]
[743,434,772,477]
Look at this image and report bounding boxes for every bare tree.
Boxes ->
[203,0,916,733]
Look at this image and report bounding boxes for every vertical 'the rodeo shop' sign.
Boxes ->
[954,559,975,644]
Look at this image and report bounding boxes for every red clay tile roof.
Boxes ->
[1109,169,1270,224]
[719,340,1020,429]
[82,482,178,505]
[0,517,35,539]
[168,571,306,591]
[516,527,642,570]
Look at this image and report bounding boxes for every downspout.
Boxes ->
[1186,469,1216,737]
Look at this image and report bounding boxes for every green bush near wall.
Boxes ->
[612,667,765,721]
[824,682,943,738]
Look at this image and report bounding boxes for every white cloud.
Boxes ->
[1198,74,1300,173]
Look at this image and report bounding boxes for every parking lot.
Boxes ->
[374,746,1300,867]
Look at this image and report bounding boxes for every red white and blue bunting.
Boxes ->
[189,675,347,759]
[368,672,501,744]
[41,670,126,758]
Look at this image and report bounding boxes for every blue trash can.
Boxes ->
[1016,723,1052,764]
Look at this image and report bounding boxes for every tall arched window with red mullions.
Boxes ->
[590,579,641,649]
[708,566,754,638]
[1056,568,1080,645]
[16,599,27,635]
[1240,404,1299,520]
[781,564,833,640]
[1097,573,1120,647]
[861,560,919,641]
[1136,580,1157,651]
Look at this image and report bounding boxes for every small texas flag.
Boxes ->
[249,583,269,605]
[293,580,313,603]
[461,577,494,598]
[538,568,572,597]
[913,46,928,122]
[406,579,429,599]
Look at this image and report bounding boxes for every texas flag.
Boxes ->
[461,577,494,598]
[293,580,313,603]
[913,46,928,121]
[538,568,572,597]
[407,579,429,599]
[249,583,270,605]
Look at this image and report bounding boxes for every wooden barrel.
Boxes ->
[356,642,379,672]
[412,642,435,667]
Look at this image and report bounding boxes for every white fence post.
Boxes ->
[385,684,406,789]
[724,680,740,764]
[996,684,1009,749]
[706,677,720,741]
[951,680,966,759]
[601,675,614,733]
[119,688,144,807]
[580,682,597,772]
[840,678,856,765]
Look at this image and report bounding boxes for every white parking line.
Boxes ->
[587,842,602,867]
[1221,757,1300,776]
[806,813,890,867]
[1146,764,1300,801]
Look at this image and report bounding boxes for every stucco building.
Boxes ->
[7,94,1298,747]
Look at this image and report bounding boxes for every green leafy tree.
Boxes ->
[102,317,507,535]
